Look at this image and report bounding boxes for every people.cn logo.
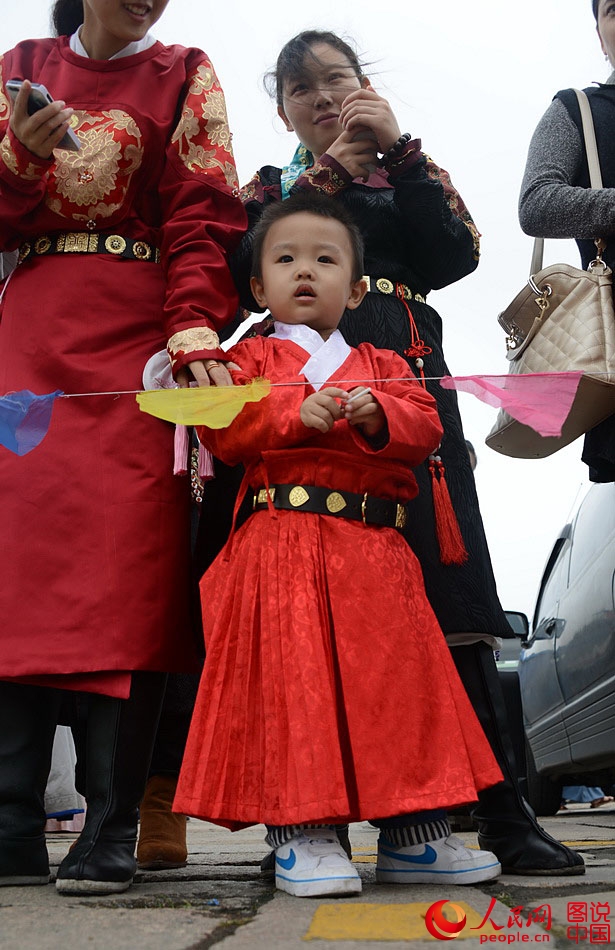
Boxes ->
[425,900,468,940]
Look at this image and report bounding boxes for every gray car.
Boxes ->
[518,481,615,814]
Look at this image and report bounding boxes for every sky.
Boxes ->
[2,0,607,620]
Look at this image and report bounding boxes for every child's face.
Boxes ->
[250,212,366,340]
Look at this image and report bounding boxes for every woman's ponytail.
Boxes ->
[51,0,84,37]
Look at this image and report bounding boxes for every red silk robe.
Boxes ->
[175,337,502,828]
[0,38,246,695]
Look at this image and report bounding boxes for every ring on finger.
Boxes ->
[205,360,220,370]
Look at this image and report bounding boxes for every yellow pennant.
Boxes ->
[136,378,271,428]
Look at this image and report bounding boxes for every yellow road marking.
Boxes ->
[561,840,615,847]
[304,902,502,942]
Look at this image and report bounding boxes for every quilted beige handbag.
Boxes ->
[486,89,615,459]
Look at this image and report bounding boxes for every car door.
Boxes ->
[554,483,615,769]
[519,526,572,771]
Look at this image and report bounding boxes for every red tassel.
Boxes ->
[398,289,432,386]
[429,455,468,565]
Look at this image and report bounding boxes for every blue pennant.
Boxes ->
[0,390,63,455]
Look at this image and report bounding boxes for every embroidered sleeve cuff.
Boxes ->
[0,127,53,182]
[167,327,222,372]
[293,154,352,196]
[383,137,423,178]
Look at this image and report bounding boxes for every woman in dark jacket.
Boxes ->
[519,0,615,483]
[228,29,583,875]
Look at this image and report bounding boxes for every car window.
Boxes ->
[532,531,571,631]
[568,484,615,584]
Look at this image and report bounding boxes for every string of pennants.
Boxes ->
[0,370,585,456]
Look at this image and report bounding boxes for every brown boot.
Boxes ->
[137,774,187,870]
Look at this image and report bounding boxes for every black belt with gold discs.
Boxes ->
[18,232,161,264]
[253,484,408,530]
[362,275,425,304]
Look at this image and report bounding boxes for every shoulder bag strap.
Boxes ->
[529,88,603,275]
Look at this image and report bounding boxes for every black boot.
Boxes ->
[56,672,166,895]
[0,682,63,886]
[450,642,584,876]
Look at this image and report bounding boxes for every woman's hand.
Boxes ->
[176,359,241,388]
[9,80,74,159]
[300,387,349,432]
[338,86,401,155]
[343,387,386,438]
[325,129,379,181]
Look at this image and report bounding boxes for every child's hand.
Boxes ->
[343,387,386,437]
[300,387,349,433]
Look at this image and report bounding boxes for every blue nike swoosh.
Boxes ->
[379,843,438,865]
[276,849,297,871]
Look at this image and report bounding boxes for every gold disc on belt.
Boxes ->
[105,235,127,255]
[288,486,309,507]
[326,491,347,513]
[376,277,394,294]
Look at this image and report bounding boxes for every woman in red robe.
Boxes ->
[0,0,245,894]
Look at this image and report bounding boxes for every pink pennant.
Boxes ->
[440,372,583,437]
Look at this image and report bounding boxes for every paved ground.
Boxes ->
[1,803,614,949]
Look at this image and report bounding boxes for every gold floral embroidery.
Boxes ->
[45,110,144,224]
[167,327,221,368]
[0,57,10,124]
[240,171,263,204]
[0,135,17,174]
[190,65,215,95]
[0,134,43,180]
[301,161,348,195]
[200,89,233,152]
[172,60,238,191]
[425,156,481,261]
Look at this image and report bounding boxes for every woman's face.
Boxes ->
[597,0,615,65]
[278,42,366,157]
[81,0,170,59]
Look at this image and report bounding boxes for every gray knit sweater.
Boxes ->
[519,72,615,239]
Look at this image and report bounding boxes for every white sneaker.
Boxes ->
[376,833,501,885]
[274,830,362,897]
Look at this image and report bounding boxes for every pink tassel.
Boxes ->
[198,442,215,482]
[173,424,189,475]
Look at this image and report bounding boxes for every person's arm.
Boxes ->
[336,84,479,290]
[519,97,615,238]
[345,348,443,466]
[159,52,247,383]
[0,60,56,249]
[379,141,480,290]
[195,337,319,465]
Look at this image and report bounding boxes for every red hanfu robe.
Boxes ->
[175,335,502,828]
[0,37,246,695]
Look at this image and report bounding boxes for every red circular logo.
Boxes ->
[425,900,467,940]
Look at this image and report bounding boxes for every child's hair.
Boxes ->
[264,30,365,109]
[52,0,84,36]
[251,193,365,282]
[592,0,599,20]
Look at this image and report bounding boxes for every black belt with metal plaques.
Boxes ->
[253,483,408,530]
[18,231,160,264]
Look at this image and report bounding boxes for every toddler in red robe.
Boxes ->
[174,193,503,897]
